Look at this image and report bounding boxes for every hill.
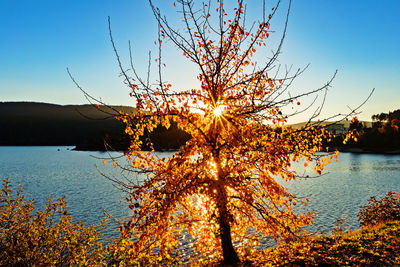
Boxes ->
[0,102,190,151]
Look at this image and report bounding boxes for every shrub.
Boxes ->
[358,191,400,227]
[253,221,400,266]
[0,179,106,266]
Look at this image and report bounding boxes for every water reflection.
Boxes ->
[285,152,400,233]
[349,153,362,172]
[1,148,400,239]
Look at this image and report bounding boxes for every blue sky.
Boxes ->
[0,0,399,122]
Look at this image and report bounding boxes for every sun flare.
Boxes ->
[213,106,223,117]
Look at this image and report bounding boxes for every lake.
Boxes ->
[1,146,399,241]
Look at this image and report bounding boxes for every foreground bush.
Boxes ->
[240,192,400,266]
[245,220,400,266]
[0,179,106,266]
[358,191,400,227]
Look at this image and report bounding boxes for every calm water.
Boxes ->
[1,146,399,240]
[285,153,400,233]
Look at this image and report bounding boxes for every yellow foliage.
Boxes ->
[0,179,106,266]
[108,0,344,264]
[245,220,400,266]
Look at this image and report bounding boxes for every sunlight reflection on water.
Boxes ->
[1,147,399,243]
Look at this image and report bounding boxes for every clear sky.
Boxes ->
[1,0,399,122]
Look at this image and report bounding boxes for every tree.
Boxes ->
[101,0,357,264]
[349,117,364,133]
[358,191,400,227]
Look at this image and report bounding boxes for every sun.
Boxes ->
[213,106,223,117]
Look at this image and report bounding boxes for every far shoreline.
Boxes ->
[331,146,400,155]
[1,145,400,155]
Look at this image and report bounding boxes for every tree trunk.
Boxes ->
[218,213,240,265]
[214,152,240,265]
[216,184,240,265]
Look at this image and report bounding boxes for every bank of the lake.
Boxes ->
[239,220,400,266]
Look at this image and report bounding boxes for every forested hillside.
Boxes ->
[0,102,190,151]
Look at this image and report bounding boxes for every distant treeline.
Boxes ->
[3,102,397,153]
[337,109,400,153]
[0,102,190,151]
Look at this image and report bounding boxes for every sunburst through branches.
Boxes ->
[96,0,365,265]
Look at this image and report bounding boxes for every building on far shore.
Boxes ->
[289,121,372,136]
